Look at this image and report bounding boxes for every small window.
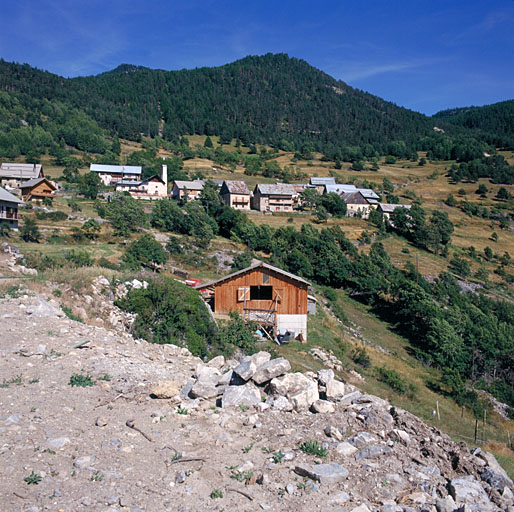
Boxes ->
[262,272,269,284]
[237,287,249,302]
[250,285,272,301]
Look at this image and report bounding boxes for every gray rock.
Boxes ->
[259,504,271,511]
[479,451,514,487]
[336,441,358,456]
[73,455,96,470]
[190,381,219,399]
[180,378,195,399]
[46,437,70,450]
[449,476,494,511]
[217,370,234,387]
[271,396,293,411]
[481,466,508,492]
[207,355,225,368]
[311,399,335,414]
[324,425,343,441]
[380,506,402,512]
[270,372,319,411]
[252,358,291,384]
[175,471,186,484]
[355,445,393,460]
[251,351,271,367]
[325,379,345,401]
[350,504,371,512]
[222,384,261,407]
[435,495,457,512]
[53,489,62,498]
[327,491,350,505]
[195,366,221,386]
[233,359,257,381]
[390,428,410,445]
[348,432,378,448]
[294,462,349,484]
[317,369,334,386]
[286,483,295,495]
[339,390,362,405]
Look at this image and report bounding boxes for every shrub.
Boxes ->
[351,347,371,368]
[69,373,95,387]
[123,233,168,270]
[375,367,407,394]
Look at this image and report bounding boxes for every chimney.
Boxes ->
[162,164,168,188]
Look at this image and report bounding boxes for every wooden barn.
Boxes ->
[19,178,57,202]
[198,261,310,341]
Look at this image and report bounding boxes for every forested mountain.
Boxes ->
[0,53,435,154]
[434,99,514,149]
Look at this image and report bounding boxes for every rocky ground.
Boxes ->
[1,258,514,511]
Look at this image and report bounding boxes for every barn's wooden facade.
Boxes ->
[198,262,309,340]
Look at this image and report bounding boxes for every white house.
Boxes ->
[115,165,168,200]
[0,163,44,190]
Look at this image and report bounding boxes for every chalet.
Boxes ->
[115,165,168,200]
[340,191,373,218]
[0,163,44,189]
[90,164,142,186]
[198,261,310,341]
[0,187,23,230]
[171,180,205,201]
[309,176,336,194]
[378,203,412,221]
[324,184,357,195]
[19,178,57,202]
[220,180,251,210]
[252,183,295,213]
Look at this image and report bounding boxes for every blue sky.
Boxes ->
[1,0,513,114]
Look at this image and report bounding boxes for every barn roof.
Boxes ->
[340,191,369,204]
[19,177,56,190]
[255,183,296,196]
[0,163,42,179]
[90,164,142,175]
[0,186,23,204]
[173,180,205,190]
[379,203,412,213]
[222,180,250,195]
[197,261,310,289]
[324,184,357,194]
[309,177,336,186]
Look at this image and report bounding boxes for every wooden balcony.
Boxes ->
[0,211,20,220]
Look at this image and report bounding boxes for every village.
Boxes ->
[0,161,412,234]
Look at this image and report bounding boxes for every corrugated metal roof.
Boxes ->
[0,163,42,179]
[0,187,23,204]
[117,180,141,186]
[324,184,357,194]
[358,188,380,200]
[379,203,412,213]
[223,180,250,194]
[255,183,296,195]
[309,177,336,186]
[173,180,205,190]
[197,261,310,289]
[90,164,141,175]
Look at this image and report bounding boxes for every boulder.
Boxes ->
[294,463,349,485]
[271,373,319,411]
[317,369,334,386]
[449,476,494,511]
[435,495,457,512]
[251,351,271,367]
[190,381,219,399]
[207,355,225,369]
[233,359,257,381]
[325,379,345,401]
[324,425,343,441]
[311,399,335,414]
[252,358,291,384]
[390,429,410,445]
[151,380,180,399]
[195,366,221,386]
[479,451,514,488]
[222,384,261,408]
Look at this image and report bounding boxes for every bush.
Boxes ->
[351,347,371,368]
[123,233,168,270]
[214,313,256,355]
[116,277,215,357]
[376,366,407,394]
[65,250,94,267]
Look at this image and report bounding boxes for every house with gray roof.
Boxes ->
[0,163,44,189]
[90,164,142,186]
[220,180,251,210]
[0,187,23,230]
[171,180,205,201]
[252,183,296,212]
[309,176,336,194]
